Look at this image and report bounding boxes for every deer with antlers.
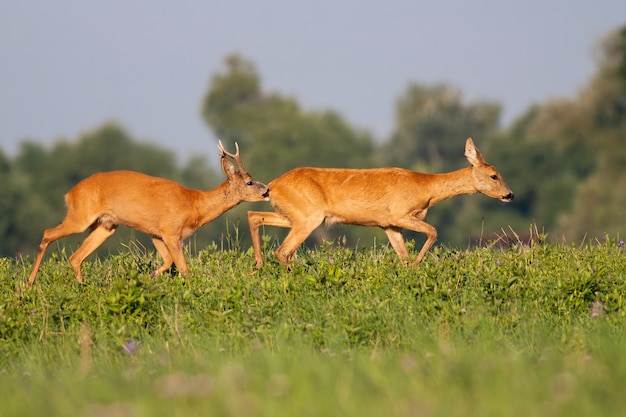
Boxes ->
[248,138,513,269]
[26,142,269,285]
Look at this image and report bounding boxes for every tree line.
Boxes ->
[1,25,624,259]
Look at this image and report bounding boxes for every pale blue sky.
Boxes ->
[1,1,624,162]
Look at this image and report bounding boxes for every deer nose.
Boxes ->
[502,192,514,202]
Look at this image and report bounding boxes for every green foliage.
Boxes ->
[604,24,626,93]
[384,83,501,171]
[524,26,626,241]
[484,135,593,231]
[0,238,625,416]
[201,54,378,183]
[0,151,22,256]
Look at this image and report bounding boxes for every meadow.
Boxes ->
[1,230,625,417]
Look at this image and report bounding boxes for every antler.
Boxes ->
[217,140,246,173]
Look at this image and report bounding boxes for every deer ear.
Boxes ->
[464,137,486,166]
[221,158,236,178]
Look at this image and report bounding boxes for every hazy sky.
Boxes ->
[1,1,624,162]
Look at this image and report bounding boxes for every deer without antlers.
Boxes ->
[26,142,269,285]
[248,138,513,269]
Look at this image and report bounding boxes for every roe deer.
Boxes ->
[27,142,269,285]
[247,138,513,269]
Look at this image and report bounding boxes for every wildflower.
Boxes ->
[619,240,624,248]
[122,339,139,355]
[496,260,501,266]
[590,301,605,318]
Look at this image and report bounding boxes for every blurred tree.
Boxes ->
[609,25,626,93]
[480,131,592,240]
[0,149,21,256]
[556,26,626,240]
[201,54,382,247]
[484,25,625,243]
[201,54,378,182]
[202,54,263,143]
[384,84,501,172]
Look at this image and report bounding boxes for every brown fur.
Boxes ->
[248,138,513,269]
[27,143,269,285]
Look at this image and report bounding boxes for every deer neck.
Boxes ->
[427,166,477,206]
[195,181,240,223]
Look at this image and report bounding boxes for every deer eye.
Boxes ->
[490,175,498,180]
[246,181,254,186]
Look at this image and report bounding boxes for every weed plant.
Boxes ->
[0,231,625,416]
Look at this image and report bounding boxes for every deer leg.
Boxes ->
[392,219,438,266]
[247,211,293,269]
[150,237,174,277]
[383,226,410,259]
[27,218,93,285]
[274,216,324,265]
[161,236,189,277]
[68,224,117,283]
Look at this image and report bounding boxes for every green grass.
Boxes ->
[1,234,625,416]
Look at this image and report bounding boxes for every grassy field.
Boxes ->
[1,231,625,416]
